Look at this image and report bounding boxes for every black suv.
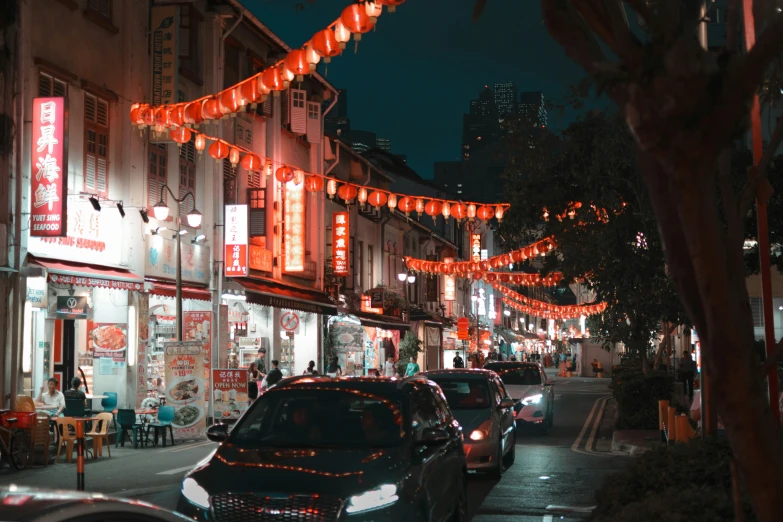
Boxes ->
[176,375,467,522]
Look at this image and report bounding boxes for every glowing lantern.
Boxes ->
[341,4,373,42]
[469,262,479,273]
[479,260,489,271]
[240,153,261,171]
[142,107,155,127]
[358,187,368,207]
[441,202,450,219]
[327,180,337,199]
[169,105,185,127]
[154,108,171,128]
[368,191,387,210]
[365,1,383,23]
[129,104,142,125]
[333,20,351,50]
[169,126,192,147]
[379,0,405,13]
[388,194,397,210]
[451,202,467,220]
[398,196,415,215]
[495,205,505,221]
[337,184,358,203]
[415,198,425,217]
[467,204,477,220]
[265,161,273,176]
[477,205,495,221]
[275,166,295,184]
[304,41,321,72]
[240,80,261,108]
[235,87,247,109]
[202,98,222,121]
[490,257,502,269]
[293,169,305,185]
[473,272,483,280]
[311,29,341,63]
[500,274,510,283]
[424,201,442,218]
[485,273,497,283]
[208,140,229,162]
[262,67,285,93]
[256,76,271,100]
[511,250,523,263]
[194,134,206,154]
[286,49,310,82]
[501,254,511,266]
[304,175,324,192]
[228,148,240,168]
[183,102,203,127]
[220,89,239,116]
[280,64,295,88]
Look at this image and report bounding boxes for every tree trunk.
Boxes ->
[653,323,676,370]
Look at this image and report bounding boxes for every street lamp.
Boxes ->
[398,271,416,322]
[152,185,202,341]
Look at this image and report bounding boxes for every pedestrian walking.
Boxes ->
[326,356,343,377]
[679,350,695,400]
[383,355,396,377]
[453,353,465,368]
[266,360,283,387]
[405,356,420,377]
[254,347,267,375]
[247,362,260,403]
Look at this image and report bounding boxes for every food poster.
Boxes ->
[136,294,150,408]
[212,369,249,422]
[87,321,128,362]
[164,341,207,440]
[183,311,212,407]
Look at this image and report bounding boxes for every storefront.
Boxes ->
[327,312,408,376]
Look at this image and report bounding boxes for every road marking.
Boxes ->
[546,505,596,514]
[542,516,553,522]
[585,397,608,455]
[157,464,195,475]
[111,485,177,498]
[571,395,613,457]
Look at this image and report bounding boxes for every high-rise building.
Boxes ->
[494,81,517,121]
[325,88,351,138]
[519,91,547,128]
[462,86,499,161]
[376,137,391,152]
[351,130,377,154]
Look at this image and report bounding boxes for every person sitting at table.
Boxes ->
[63,376,87,410]
[36,377,65,416]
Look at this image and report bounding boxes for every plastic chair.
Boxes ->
[63,398,85,418]
[116,409,144,449]
[101,392,118,430]
[86,412,113,458]
[55,417,77,463]
[146,406,175,447]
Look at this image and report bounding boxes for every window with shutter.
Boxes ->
[179,139,197,217]
[84,92,110,196]
[223,158,236,205]
[38,71,68,98]
[306,101,321,144]
[248,188,266,237]
[248,170,262,188]
[290,89,307,135]
[179,5,201,80]
[86,0,112,21]
[224,44,240,89]
[148,144,168,208]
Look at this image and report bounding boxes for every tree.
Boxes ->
[524,1,783,519]
[500,111,689,357]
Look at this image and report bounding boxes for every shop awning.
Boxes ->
[409,309,452,327]
[235,277,338,316]
[351,310,410,332]
[29,255,144,291]
[148,281,212,302]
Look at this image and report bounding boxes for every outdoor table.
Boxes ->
[85,394,107,414]
[70,416,94,491]
[135,409,158,446]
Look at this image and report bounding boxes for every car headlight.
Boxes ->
[521,394,543,405]
[345,484,399,514]
[469,419,492,441]
[181,478,210,510]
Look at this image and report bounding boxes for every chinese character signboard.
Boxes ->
[443,257,455,302]
[212,369,249,421]
[31,97,67,237]
[249,244,273,272]
[183,311,212,405]
[332,212,350,276]
[224,205,248,277]
[151,6,178,107]
[284,181,305,272]
[146,234,210,285]
[471,234,481,263]
[164,341,207,440]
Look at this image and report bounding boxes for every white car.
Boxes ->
[483,362,554,432]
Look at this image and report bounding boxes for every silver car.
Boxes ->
[422,369,516,477]
[484,362,555,433]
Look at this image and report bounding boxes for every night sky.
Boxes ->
[245,0,586,178]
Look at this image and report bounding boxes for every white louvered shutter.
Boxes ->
[84,93,110,196]
[290,89,307,135]
[306,101,321,144]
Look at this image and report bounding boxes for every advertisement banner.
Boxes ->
[151,6,178,107]
[284,181,305,272]
[87,321,128,362]
[164,341,206,440]
[212,369,249,422]
[225,205,248,277]
[146,235,210,285]
[31,97,67,237]
[332,212,350,276]
[136,293,150,408]
[56,296,88,319]
[471,234,481,263]
[183,311,212,406]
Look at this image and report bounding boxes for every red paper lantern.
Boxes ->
[183,102,203,126]
[286,49,310,80]
[130,105,143,125]
[262,67,285,92]
[240,154,262,171]
[424,201,442,217]
[276,166,295,183]
[477,205,495,221]
[220,89,239,115]
[468,262,479,273]
[304,176,324,192]
[169,126,192,145]
[451,202,468,220]
[479,260,489,271]
[169,105,185,127]
[341,3,373,40]
[202,98,222,120]
[511,250,523,263]
[473,272,483,280]
[500,274,510,283]
[411,259,422,271]
[489,257,502,269]
[337,184,358,203]
[501,254,511,266]
[142,107,155,126]
[239,80,261,105]
[512,275,522,285]
[368,191,387,209]
[442,263,454,275]
[154,108,171,128]
[485,273,497,282]
[208,141,229,161]
[398,196,416,215]
[311,29,341,61]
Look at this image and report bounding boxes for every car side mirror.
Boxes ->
[206,423,229,443]
[499,398,515,409]
[419,427,449,445]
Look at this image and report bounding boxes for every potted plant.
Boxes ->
[396,332,423,376]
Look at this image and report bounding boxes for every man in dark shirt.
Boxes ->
[453,353,465,369]
[254,347,267,375]
[63,376,87,409]
[265,360,283,387]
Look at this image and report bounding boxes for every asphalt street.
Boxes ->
[0,372,627,521]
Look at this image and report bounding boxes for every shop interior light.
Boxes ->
[139,209,149,223]
[117,202,125,218]
[222,293,246,300]
[89,195,101,212]
[504,310,511,317]
[153,199,170,221]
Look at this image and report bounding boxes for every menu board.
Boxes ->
[183,311,212,405]
[212,369,249,422]
[164,341,206,440]
[87,321,128,362]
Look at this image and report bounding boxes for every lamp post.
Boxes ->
[152,185,203,341]
[397,271,416,323]
[471,293,479,359]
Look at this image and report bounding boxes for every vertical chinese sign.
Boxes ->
[31,97,67,237]
[151,6,178,107]
[183,311,212,407]
[136,293,149,408]
[224,205,248,277]
[164,340,206,440]
[212,369,249,422]
[443,257,455,315]
[332,212,350,277]
[284,180,305,272]
[471,234,481,263]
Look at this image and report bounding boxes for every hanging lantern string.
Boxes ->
[401,255,563,287]
[183,128,510,211]
[502,297,597,321]
[130,1,405,120]
[501,295,607,319]
[497,285,607,316]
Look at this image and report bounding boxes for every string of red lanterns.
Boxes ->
[495,284,607,317]
[130,1,406,130]
[501,296,607,320]
[402,257,563,286]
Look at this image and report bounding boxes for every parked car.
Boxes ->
[0,486,192,522]
[483,362,555,432]
[421,369,515,477]
[177,375,467,522]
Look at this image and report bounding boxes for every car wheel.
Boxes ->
[450,472,468,522]
[489,438,504,478]
[503,430,516,467]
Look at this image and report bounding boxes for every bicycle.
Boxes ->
[0,410,31,470]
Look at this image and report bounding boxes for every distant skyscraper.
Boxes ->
[376,137,391,152]
[462,86,499,161]
[325,88,351,138]
[519,91,547,127]
[351,130,377,154]
[494,81,517,121]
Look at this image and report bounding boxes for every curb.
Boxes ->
[594,398,616,452]
[610,430,660,456]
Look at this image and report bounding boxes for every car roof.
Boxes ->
[483,361,541,367]
[422,369,496,379]
[270,375,434,397]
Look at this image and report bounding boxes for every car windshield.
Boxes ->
[428,378,491,410]
[487,366,542,385]
[231,388,404,449]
